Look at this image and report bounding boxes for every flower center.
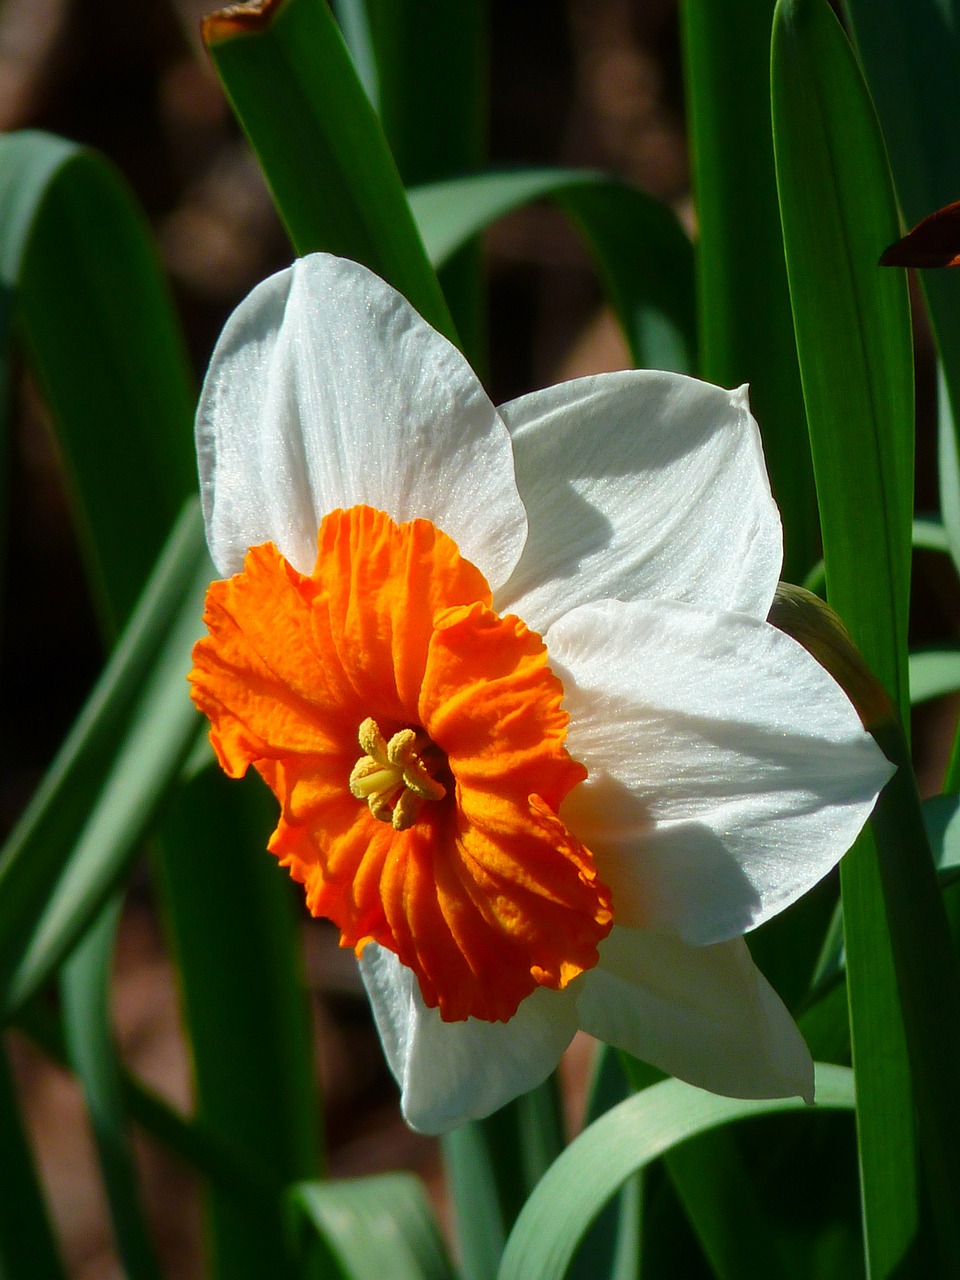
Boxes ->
[188,504,613,1023]
[348,716,447,830]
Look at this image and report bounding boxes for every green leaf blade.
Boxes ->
[156,766,321,1280]
[409,169,696,373]
[0,502,209,1018]
[772,0,913,717]
[3,131,197,633]
[680,0,818,581]
[204,0,454,341]
[908,649,960,704]
[290,1173,458,1280]
[770,2,960,1274]
[61,900,163,1280]
[842,2,960,432]
[498,1066,854,1280]
[355,0,488,366]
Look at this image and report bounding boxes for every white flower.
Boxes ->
[189,253,892,1135]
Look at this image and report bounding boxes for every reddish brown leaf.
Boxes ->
[880,199,960,268]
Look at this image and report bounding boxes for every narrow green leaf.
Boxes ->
[666,1134,798,1280]
[909,649,960,704]
[921,794,960,871]
[867,723,960,1272]
[330,0,379,108]
[799,977,850,1067]
[442,1076,565,1280]
[802,792,960,1008]
[156,766,320,1280]
[842,2,960,549]
[360,1,485,187]
[803,511,951,612]
[678,0,827,1101]
[358,0,488,366]
[498,1065,854,1280]
[0,130,196,634]
[566,1048,642,1280]
[16,1000,280,1214]
[802,559,827,597]
[912,517,951,556]
[0,1039,66,1279]
[935,366,960,777]
[290,1175,458,1280]
[61,899,163,1280]
[937,367,960,586]
[772,2,913,717]
[0,503,208,1017]
[587,1047,801,1280]
[679,0,817,581]
[441,1124,506,1280]
[842,0,960,231]
[0,131,72,586]
[2,124,322,1280]
[409,170,696,373]
[771,2,923,1273]
[0,550,208,1017]
[203,0,454,341]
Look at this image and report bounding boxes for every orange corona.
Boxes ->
[189,505,612,1023]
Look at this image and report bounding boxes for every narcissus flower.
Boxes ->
[189,253,892,1134]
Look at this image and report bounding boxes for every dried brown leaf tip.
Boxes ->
[880,199,960,268]
[201,0,284,45]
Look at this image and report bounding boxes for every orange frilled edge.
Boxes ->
[188,505,613,1023]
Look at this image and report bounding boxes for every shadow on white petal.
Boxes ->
[359,944,578,1135]
[562,771,764,939]
[575,928,814,1103]
[550,598,893,946]
[495,371,782,631]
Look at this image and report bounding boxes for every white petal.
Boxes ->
[549,598,893,943]
[576,927,814,1101]
[359,943,578,1134]
[196,253,527,585]
[493,372,782,631]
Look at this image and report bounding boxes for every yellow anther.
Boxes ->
[350,718,446,827]
[386,727,418,766]
[392,788,425,831]
[402,756,447,802]
[369,788,400,824]
[358,717,391,765]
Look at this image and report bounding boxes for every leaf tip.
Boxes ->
[202,0,285,45]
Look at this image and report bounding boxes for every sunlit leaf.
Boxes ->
[0,503,208,1019]
[0,130,196,634]
[772,0,926,1271]
[290,1175,457,1280]
[679,0,817,581]
[203,0,453,341]
[410,170,696,373]
[498,1066,854,1280]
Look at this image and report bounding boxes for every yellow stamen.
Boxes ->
[358,717,390,765]
[350,717,446,830]
[392,787,426,831]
